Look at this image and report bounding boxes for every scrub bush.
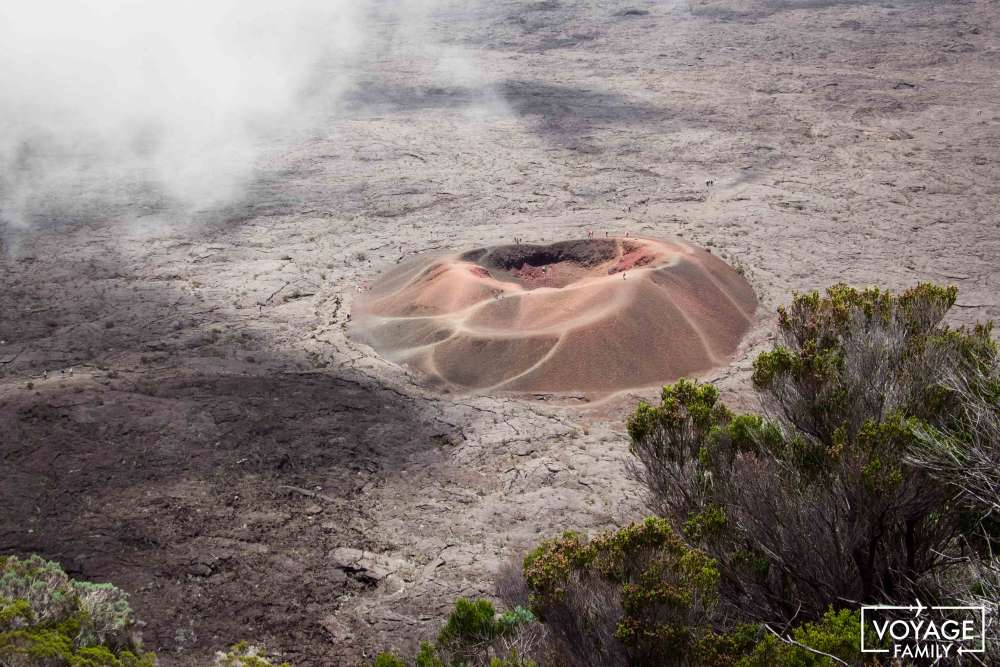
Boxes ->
[628,284,996,625]
[522,517,753,666]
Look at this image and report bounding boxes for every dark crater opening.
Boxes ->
[459,239,620,290]
[462,239,617,271]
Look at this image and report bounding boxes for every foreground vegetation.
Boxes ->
[377,283,1000,666]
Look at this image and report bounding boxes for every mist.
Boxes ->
[0,0,373,235]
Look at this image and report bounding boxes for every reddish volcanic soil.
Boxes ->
[351,237,756,397]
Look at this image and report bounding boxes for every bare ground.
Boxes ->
[2,0,999,664]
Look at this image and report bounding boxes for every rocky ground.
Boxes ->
[2,0,998,664]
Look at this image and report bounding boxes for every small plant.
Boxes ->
[438,598,503,651]
[214,640,291,667]
[373,652,407,667]
[372,598,537,667]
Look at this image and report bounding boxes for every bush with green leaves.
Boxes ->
[0,554,155,666]
[372,598,538,667]
[627,284,996,625]
[437,599,502,654]
[740,608,865,667]
[522,517,755,666]
[373,653,407,667]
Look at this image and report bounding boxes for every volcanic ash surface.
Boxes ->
[350,237,756,397]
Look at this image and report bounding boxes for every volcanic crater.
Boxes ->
[351,237,757,397]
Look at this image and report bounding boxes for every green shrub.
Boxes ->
[494,607,533,635]
[0,554,155,667]
[438,599,502,650]
[628,284,996,623]
[373,651,407,667]
[523,517,746,666]
[414,641,445,667]
[740,609,863,666]
[373,598,537,667]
